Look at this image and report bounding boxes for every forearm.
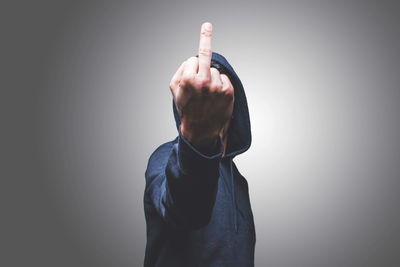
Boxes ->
[163,126,224,229]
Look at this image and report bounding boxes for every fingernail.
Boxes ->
[204,22,212,31]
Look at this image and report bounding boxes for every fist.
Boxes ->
[169,22,234,149]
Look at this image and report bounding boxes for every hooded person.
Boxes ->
[144,50,255,266]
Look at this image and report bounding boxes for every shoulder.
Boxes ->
[232,160,249,191]
[231,160,244,178]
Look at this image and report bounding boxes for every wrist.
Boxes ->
[180,124,220,155]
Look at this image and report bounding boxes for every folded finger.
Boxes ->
[220,74,234,93]
[210,67,222,91]
[182,56,199,78]
[170,61,186,88]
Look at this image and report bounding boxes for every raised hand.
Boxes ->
[169,22,234,151]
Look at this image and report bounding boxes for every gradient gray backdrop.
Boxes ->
[3,0,400,266]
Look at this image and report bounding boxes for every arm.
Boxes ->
[145,126,224,229]
[145,22,234,229]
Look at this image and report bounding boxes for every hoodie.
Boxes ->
[144,52,255,267]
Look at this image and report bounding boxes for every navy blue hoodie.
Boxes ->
[144,52,255,267]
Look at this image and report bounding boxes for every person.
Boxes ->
[144,22,255,267]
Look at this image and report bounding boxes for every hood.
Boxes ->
[173,52,251,158]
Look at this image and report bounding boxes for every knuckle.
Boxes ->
[195,76,211,89]
[201,29,212,38]
[197,73,210,82]
[169,79,177,89]
[195,80,208,90]
[198,48,212,57]
[210,67,220,74]
[220,74,232,84]
[181,73,195,85]
[223,86,234,97]
[210,83,222,92]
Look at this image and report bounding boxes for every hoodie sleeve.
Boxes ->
[145,125,224,230]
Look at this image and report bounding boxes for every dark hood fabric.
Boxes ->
[144,52,255,267]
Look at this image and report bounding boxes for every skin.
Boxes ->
[169,22,234,156]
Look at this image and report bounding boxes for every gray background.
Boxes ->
[3,0,400,266]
